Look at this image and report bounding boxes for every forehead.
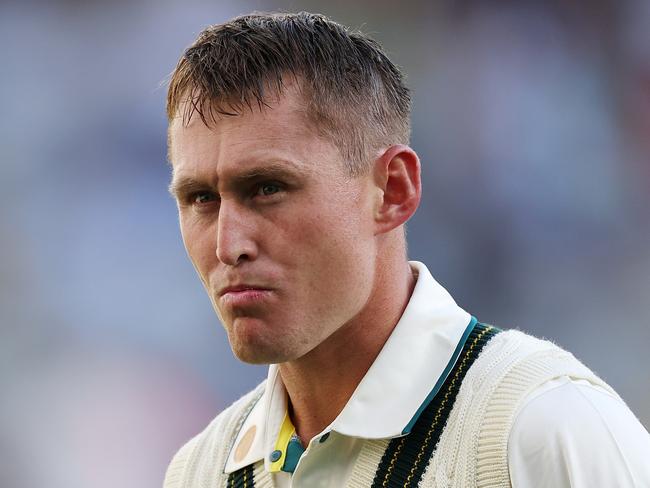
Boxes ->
[167,89,338,181]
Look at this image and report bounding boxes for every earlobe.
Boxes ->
[373,145,422,235]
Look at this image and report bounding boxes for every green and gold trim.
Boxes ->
[370,321,501,488]
[227,463,255,488]
[227,320,501,488]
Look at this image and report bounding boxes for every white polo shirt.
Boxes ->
[224,262,650,487]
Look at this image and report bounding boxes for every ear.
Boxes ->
[372,144,422,235]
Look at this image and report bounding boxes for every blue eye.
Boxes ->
[258,183,281,196]
[193,192,217,204]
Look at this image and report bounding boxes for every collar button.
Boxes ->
[269,449,282,462]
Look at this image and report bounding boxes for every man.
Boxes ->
[164,12,650,488]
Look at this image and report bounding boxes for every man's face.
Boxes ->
[168,91,379,364]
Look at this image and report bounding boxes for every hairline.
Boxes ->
[166,77,377,176]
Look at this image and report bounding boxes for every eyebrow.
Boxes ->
[168,161,306,199]
[168,176,207,200]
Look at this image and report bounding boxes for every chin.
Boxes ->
[225,317,307,364]
[231,344,293,365]
[227,328,293,365]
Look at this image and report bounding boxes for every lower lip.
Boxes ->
[220,289,272,307]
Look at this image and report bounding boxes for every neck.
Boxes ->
[278,256,416,446]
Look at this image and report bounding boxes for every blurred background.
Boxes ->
[1,0,648,486]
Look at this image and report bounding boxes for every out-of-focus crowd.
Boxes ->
[1,1,648,486]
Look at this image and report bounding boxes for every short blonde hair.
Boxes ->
[166,12,411,175]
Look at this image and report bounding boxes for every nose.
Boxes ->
[216,200,258,266]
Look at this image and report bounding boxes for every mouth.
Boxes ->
[218,285,274,307]
[219,284,272,296]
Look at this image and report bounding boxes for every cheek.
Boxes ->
[180,214,217,280]
[291,206,375,298]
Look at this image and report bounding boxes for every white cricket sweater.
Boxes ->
[164,329,617,487]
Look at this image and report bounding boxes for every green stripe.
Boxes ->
[227,464,255,488]
[373,322,501,488]
[401,316,477,435]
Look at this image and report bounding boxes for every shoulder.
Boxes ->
[163,381,266,488]
[462,328,592,396]
[473,328,617,426]
[479,327,571,362]
[453,328,616,485]
[470,328,602,387]
[472,328,650,487]
[509,376,650,487]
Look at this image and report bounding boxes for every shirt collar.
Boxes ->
[224,261,472,473]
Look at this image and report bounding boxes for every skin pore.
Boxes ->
[168,84,421,446]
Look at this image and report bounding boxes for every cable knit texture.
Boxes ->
[418,330,615,487]
[163,330,613,487]
[163,382,267,488]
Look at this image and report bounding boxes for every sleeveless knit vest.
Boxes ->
[164,327,615,488]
